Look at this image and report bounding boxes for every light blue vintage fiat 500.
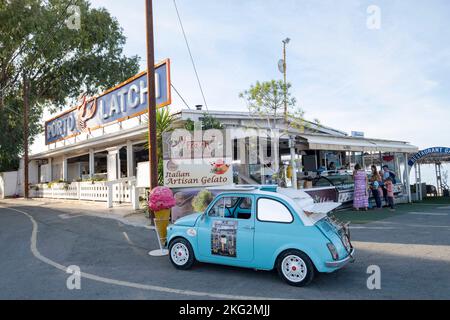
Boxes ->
[166,185,354,286]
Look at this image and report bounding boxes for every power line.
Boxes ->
[171,83,191,110]
[172,0,209,112]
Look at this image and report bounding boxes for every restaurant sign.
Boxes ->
[45,59,171,145]
[408,147,450,167]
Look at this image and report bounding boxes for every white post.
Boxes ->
[106,186,113,208]
[126,140,134,178]
[404,153,412,203]
[62,156,68,182]
[289,136,298,189]
[77,182,81,200]
[106,148,119,181]
[361,151,365,169]
[89,149,95,178]
[418,164,423,201]
[131,185,140,210]
[48,158,53,182]
[414,163,419,201]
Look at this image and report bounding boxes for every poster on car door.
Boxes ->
[211,220,237,258]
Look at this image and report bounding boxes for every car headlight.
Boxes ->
[327,243,339,260]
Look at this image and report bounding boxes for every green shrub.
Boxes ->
[191,189,214,212]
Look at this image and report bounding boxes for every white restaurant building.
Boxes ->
[0,63,419,208]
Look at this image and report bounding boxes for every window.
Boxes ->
[257,198,293,223]
[208,196,252,220]
[239,197,252,209]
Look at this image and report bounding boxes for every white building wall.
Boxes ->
[29,160,39,185]
[51,156,64,181]
[40,164,51,183]
[0,171,19,199]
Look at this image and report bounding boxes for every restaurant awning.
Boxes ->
[297,134,418,153]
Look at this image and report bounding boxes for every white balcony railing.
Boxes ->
[30,178,141,209]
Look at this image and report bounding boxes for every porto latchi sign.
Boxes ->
[45,59,171,145]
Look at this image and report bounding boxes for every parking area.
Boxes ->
[0,200,449,299]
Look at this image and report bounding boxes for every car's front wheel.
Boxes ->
[169,238,196,270]
[277,250,314,287]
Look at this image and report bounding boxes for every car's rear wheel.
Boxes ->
[277,250,314,287]
[169,238,195,270]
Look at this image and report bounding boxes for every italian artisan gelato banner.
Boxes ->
[45,59,171,144]
[163,158,233,188]
[162,130,234,188]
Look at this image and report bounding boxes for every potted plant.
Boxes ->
[191,189,214,212]
[148,186,176,246]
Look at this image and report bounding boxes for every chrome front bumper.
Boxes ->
[325,248,355,268]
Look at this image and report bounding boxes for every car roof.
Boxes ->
[206,186,317,226]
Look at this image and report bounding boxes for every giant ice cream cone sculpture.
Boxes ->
[148,186,176,246]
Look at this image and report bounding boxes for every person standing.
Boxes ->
[381,165,396,206]
[385,177,396,211]
[353,164,369,211]
[370,165,382,209]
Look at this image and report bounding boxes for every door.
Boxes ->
[197,195,255,263]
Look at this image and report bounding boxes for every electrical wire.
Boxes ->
[172,0,209,112]
[171,83,191,110]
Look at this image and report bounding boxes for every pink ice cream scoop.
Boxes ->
[148,186,176,211]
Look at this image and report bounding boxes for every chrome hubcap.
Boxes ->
[281,255,307,282]
[171,243,189,266]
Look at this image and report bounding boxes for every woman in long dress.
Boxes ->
[353,164,369,211]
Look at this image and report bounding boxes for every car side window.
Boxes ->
[239,197,252,209]
[208,196,252,220]
[257,198,293,223]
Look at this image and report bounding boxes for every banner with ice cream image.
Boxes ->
[163,157,233,188]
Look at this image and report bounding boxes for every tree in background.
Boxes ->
[184,113,224,131]
[0,96,42,172]
[0,0,140,172]
[239,80,320,184]
[145,108,174,185]
[239,80,306,132]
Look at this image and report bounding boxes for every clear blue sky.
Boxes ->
[57,1,450,150]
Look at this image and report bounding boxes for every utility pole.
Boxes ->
[145,0,159,195]
[23,74,29,199]
[282,38,290,122]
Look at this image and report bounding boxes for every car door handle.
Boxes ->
[243,226,255,230]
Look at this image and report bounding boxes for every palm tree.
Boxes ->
[144,107,174,185]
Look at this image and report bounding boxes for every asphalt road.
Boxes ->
[0,202,449,300]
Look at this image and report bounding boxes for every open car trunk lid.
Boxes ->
[303,202,342,224]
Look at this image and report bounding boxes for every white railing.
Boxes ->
[30,179,137,208]
[105,177,138,209]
